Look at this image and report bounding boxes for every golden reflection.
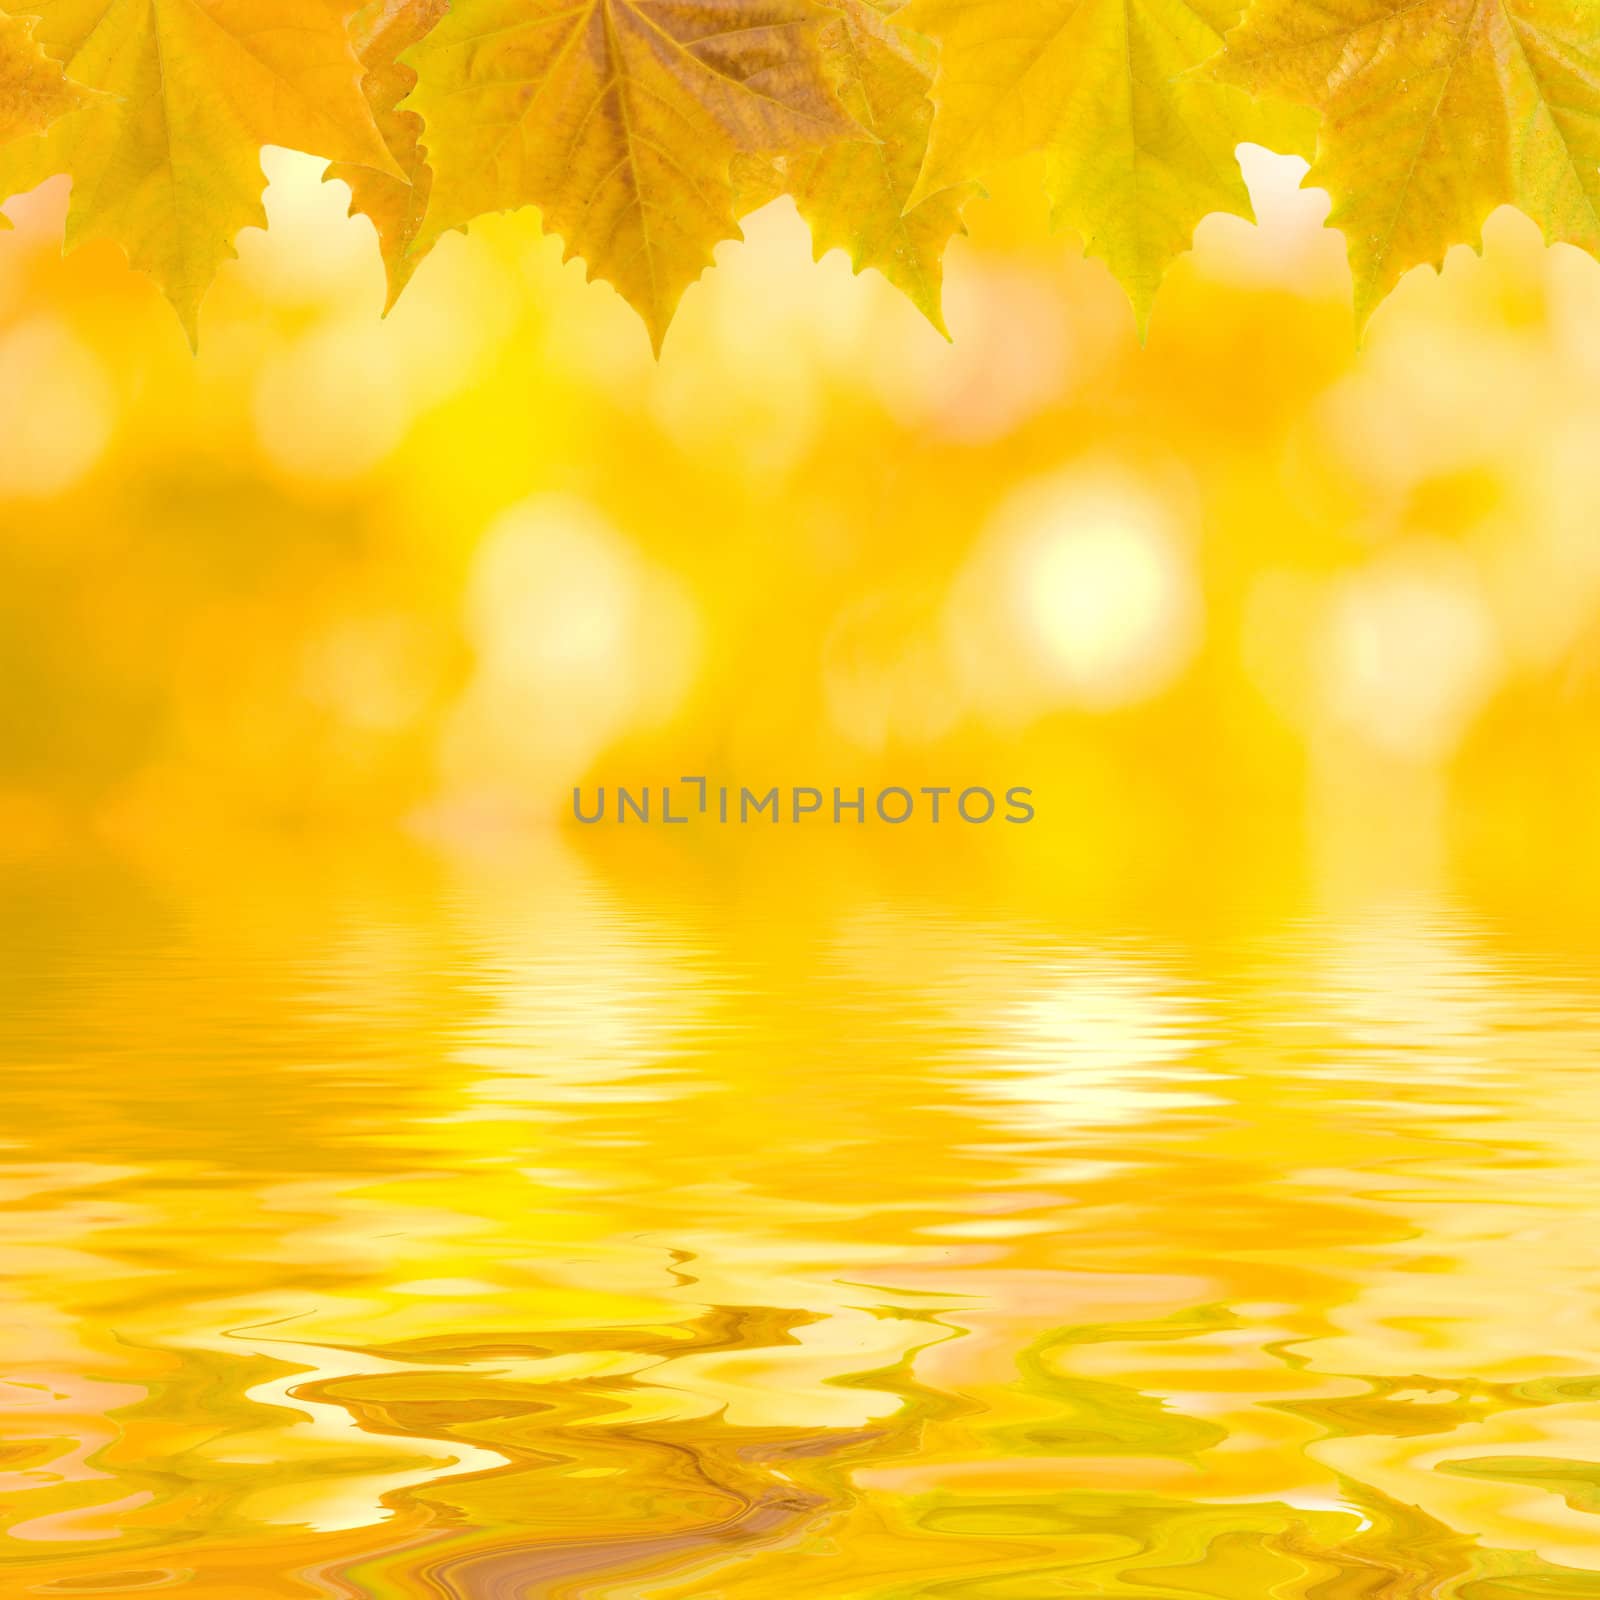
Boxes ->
[3,847,1600,1595]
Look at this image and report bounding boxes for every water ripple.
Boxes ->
[4,860,1600,1595]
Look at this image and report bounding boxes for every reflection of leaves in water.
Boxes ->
[8,867,1600,1595]
[908,1482,1500,1600]
[1441,1456,1600,1517]
[1279,1374,1542,1441]
[317,1298,894,1594]
[992,1313,1234,1459]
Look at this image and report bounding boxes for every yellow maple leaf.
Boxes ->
[1215,0,1600,328]
[742,0,977,334]
[0,0,400,344]
[404,0,860,352]
[0,9,89,162]
[327,0,447,312]
[897,0,1314,330]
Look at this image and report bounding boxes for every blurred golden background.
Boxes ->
[2,143,1598,916]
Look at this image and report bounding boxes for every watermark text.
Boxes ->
[573,780,1034,825]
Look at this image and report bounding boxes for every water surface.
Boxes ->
[3,846,1599,1596]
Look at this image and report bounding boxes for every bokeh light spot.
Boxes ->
[1320,544,1502,760]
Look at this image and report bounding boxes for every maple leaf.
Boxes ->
[1215,0,1600,328]
[896,0,1315,331]
[403,0,861,352]
[738,0,977,334]
[0,10,89,165]
[0,0,401,345]
[327,0,447,312]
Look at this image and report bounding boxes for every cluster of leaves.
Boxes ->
[0,0,1597,349]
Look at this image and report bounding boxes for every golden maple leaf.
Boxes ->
[1215,0,1600,327]
[896,0,1314,330]
[328,0,447,312]
[403,0,860,352]
[0,10,89,157]
[0,0,400,344]
[737,0,977,334]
